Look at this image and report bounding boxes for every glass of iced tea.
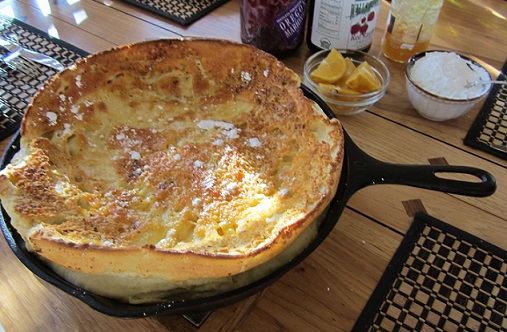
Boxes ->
[381,0,444,63]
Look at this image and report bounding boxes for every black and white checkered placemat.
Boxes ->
[464,59,507,161]
[353,212,507,331]
[0,15,89,141]
[119,0,229,26]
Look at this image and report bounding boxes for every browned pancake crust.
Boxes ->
[0,39,343,284]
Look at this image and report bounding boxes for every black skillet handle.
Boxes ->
[344,131,497,197]
[301,84,497,198]
[371,163,496,197]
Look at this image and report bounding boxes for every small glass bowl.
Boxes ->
[405,50,492,121]
[303,49,390,116]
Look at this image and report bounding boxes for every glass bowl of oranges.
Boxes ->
[303,49,390,116]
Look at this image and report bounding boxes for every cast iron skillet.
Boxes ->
[0,85,496,317]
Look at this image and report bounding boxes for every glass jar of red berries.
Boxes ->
[240,0,308,58]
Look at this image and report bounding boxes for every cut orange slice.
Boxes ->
[310,49,347,84]
[345,61,382,93]
[318,83,360,94]
[318,83,361,101]
[336,87,361,95]
[317,83,339,98]
[318,83,338,92]
[336,57,356,87]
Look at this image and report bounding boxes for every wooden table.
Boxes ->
[0,0,506,331]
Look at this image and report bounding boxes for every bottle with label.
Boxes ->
[240,0,307,58]
[307,0,380,52]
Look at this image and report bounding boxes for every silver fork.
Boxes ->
[2,50,42,78]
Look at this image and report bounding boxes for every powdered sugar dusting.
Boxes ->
[248,137,262,148]
[62,123,73,136]
[198,120,240,140]
[130,151,141,160]
[223,128,239,139]
[46,112,57,126]
[241,71,252,83]
[410,52,490,99]
[75,75,83,88]
[197,120,235,130]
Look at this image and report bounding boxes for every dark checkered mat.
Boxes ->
[353,212,507,331]
[119,0,229,26]
[464,59,507,161]
[0,16,89,142]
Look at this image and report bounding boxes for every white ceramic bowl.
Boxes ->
[405,51,492,121]
[304,49,390,116]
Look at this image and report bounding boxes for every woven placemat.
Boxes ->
[0,16,89,142]
[464,59,507,161]
[119,0,229,26]
[353,212,507,331]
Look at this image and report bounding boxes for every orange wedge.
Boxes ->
[318,83,361,102]
[310,49,347,84]
[336,87,361,95]
[318,83,338,91]
[319,83,360,94]
[335,57,356,87]
[317,83,339,98]
[345,61,382,93]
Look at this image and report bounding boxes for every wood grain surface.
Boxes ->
[0,0,506,331]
